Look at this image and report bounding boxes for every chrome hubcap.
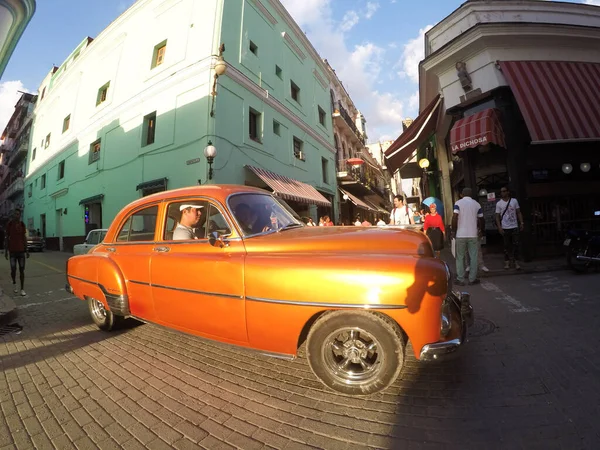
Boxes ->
[91,299,107,321]
[323,328,382,385]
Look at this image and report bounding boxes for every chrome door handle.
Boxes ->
[106,247,116,253]
[153,246,170,253]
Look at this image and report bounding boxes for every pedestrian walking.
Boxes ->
[423,202,445,258]
[389,195,414,225]
[451,188,484,286]
[495,186,524,270]
[466,230,489,274]
[4,208,29,296]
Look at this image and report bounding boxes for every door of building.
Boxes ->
[40,214,46,238]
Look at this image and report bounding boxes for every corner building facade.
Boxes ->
[25,0,337,251]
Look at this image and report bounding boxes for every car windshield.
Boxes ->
[27,230,38,239]
[228,193,304,236]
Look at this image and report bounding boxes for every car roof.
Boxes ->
[125,184,270,210]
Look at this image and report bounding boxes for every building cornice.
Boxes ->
[422,22,600,74]
[0,0,36,78]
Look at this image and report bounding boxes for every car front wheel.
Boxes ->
[306,310,405,395]
[88,297,123,331]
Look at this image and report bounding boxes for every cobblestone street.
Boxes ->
[1,251,599,449]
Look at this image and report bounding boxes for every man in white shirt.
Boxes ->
[173,204,203,240]
[452,188,484,285]
[389,195,415,225]
[495,186,524,270]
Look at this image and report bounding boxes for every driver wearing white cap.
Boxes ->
[173,204,203,240]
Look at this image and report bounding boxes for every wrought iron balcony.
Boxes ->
[333,102,365,145]
[5,177,24,200]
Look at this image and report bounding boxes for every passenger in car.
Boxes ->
[233,203,255,234]
[173,204,203,240]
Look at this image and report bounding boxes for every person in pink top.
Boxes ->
[423,203,445,258]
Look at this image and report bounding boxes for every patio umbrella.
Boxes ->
[422,197,445,218]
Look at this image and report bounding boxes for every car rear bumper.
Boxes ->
[27,243,44,251]
[419,291,473,362]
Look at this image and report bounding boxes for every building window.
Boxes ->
[318,106,326,126]
[58,161,65,180]
[293,137,304,161]
[290,81,300,102]
[249,108,261,142]
[152,40,167,69]
[275,65,282,79]
[142,112,157,147]
[96,82,110,106]
[322,157,329,184]
[45,133,51,148]
[28,185,32,197]
[89,139,101,164]
[41,174,46,189]
[32,148,36,161]
[41,87,46,100]
[273,120,281,136]
[249,41,258,56]
[63,114,71,133]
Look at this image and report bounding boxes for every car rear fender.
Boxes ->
[67,254,130,316]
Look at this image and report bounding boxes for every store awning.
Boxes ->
[136,177,168,192]
[364,199,389,215]
[449,108,506,153]
[384,94,442,172]
[79,194,104,205]
[499,60,600,144]
[246,166,331,207]
[339,188,374,211]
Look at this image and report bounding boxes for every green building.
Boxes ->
[25,0,337,251]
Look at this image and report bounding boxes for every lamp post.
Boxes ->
[204,141,217,181]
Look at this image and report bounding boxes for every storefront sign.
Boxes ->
[487,192,496,202]
[451,135,487,152]
[186,158,201,165]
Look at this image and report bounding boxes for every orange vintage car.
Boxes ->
[66,185,473,395]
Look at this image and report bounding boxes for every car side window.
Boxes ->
[88,232,98,245]
[116,206,159,242]
[161,200,231,241]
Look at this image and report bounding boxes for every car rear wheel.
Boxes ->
[306,311,405,395]
[88,297,123,331]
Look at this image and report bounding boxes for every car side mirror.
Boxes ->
[209,231,229,248]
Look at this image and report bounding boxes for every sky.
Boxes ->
[1,0,599,144]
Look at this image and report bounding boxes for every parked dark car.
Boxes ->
[27,230,45,252]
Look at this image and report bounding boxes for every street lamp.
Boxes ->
[418,158,430,169]
[210,43,227,117]
[562,163,573,174]
[580,162,591,173]
[204,140,217,181]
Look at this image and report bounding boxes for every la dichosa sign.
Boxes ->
[452,135,487,152]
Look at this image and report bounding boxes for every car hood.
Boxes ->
[242,226,432,256]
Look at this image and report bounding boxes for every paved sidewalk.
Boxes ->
[0,288,17,325]
[441,247,568,278]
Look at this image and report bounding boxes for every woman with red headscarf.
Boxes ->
[423,202,445,258]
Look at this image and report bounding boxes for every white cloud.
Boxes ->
[0,81,29,142]
[365,2,380,19]
[584,0,600,5]
[397,25,433,83]
[280,0,406,141]
[340,11,360,32]
[408,90,419,111]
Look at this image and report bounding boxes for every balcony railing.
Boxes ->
[334,102,365,145]
[5,177,24,199]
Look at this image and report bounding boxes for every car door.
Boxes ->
[105,203,160,321]
[150,199,247,344]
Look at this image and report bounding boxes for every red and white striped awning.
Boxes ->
[449,108,506,153]
[499,61,600,144]
[246,166,331,207]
